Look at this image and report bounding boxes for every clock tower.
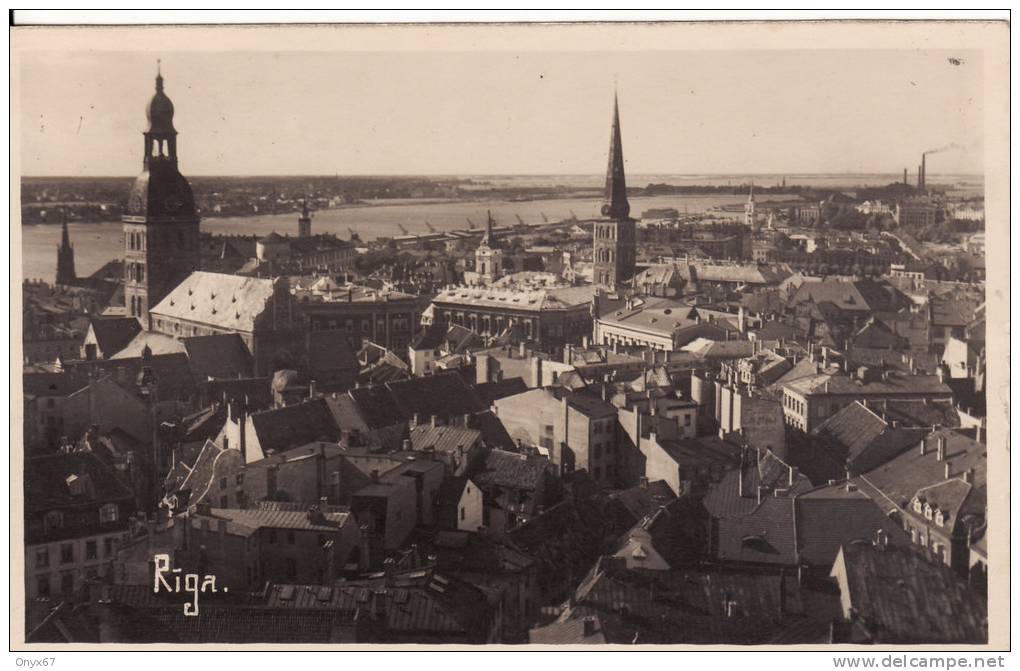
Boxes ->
[123,64,200,328]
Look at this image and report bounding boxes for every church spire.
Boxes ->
[601,91,630,220]
[56,208,76,286]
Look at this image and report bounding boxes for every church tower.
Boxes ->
[297,200,312,238]
[55,209,76,287]
[475,210,503,285]
[123,64,200,328]
[592,92,636,291]
[744,182,758,230]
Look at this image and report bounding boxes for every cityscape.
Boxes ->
[19,43,992,647]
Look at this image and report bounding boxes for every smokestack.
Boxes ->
[917,164,922,190]
[903,168,908,185]
[921,153,926,191]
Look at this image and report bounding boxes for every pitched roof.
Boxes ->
[855,428,986,512]
[87,316,142,357]
[794,485,911,566]
[408,423,482,455]
[250,398,342,455]
[182,333,253,380]
[837,543,987,643]
[194,507,351,535]
[149,271,278,332]
[473,450,548,491]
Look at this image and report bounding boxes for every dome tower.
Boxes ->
[123,62,201,328]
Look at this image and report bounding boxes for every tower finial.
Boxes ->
[155,59,164,92]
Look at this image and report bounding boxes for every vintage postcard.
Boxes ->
[9,17,1010,653]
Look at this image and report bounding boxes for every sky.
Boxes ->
[18,48,985,177]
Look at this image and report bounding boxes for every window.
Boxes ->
[219,476,227,490]
[236,473,244,485]
[35,547,49,568]
[100,503,118,524]
[44,510,63,531]
[85,540,97,560]
[460,507,466,521]
[684,414,692,427]
[60,543,74,564]
[37,575,51,598]
[103,538,113,557]
[60,572,74,593]
[220,495,228,508]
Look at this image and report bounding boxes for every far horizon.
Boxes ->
[19,49,984,177]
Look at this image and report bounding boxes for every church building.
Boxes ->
[122,64,201,328]
[592,93,637,291]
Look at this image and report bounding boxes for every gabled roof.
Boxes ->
[855,428,986,513]
[408,423,482,455]
[182,333,253,380]
[87,316,142,357]
[836,543,987,643]
[250,398,342,455]
[473,450,548,491]
[150,271,278,333]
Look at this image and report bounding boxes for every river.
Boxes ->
[20,193,790,283]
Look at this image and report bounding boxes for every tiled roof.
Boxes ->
[182,333,253,380]
[855,428,986,512]
[87,316,142,357]
[25,451,134,514]
[250,398,342,455]
[23,371,88,398]
[473,450,547,491]
[716,496,798,565]
[433,284,594,313]
[838,543,987,643]
[794,486,910,566]
[196,507,350,534]
[409,423,482,454]
[150,271,278,332]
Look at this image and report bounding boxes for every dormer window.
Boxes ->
[912,497,923,514]
[924,503,933,520]
[934,510,945,527]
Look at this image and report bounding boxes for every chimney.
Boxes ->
[788,466,797,486]
[875,528,887,547]
[519,342,527,358]
[944,462,951,480]
[309,379,317,399]
[921,153,926,191]
[582,616,597,637]
[402,438,411,451]
[937,435,947,461]
[412,413,421,427]
[963,468,974,484]
[370,469,379,483]
[639,476,649,490]
[582,335,590,349]
[431,414,439,428]
[903,167,908,185]
[612,340,619,354]
[476,354,491,385]
[530,356,543,389]
[563,344,573,365]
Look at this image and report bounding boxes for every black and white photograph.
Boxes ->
[10,14,1010,654]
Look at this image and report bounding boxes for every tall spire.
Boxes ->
[55,208,76,286]
[601,91,630,220]
[483,210,494,245]
[749,181,755,202]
